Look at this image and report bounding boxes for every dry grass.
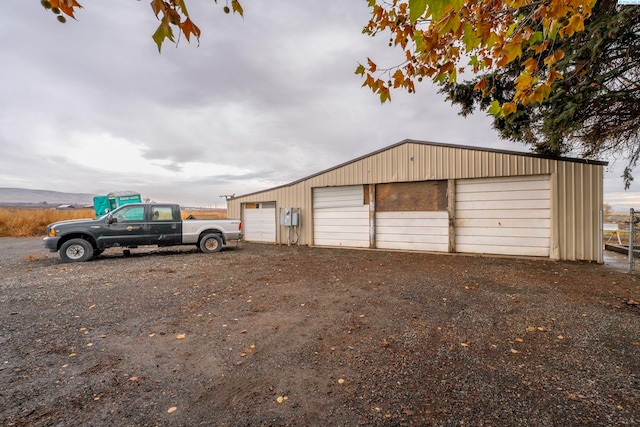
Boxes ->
[0,207,96,237]
[180,209,227,220]
[0,207,227,237]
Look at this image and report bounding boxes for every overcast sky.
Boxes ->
[1,1,637,210]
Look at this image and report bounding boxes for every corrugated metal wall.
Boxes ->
[227,140,604,262]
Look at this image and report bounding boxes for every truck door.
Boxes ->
[102,205,149,247]
[149,205,182,245]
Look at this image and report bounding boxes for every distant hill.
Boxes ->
[0,188,95,206]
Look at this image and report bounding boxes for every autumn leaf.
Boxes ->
[152,21,175,53]
[521,57,538,74]
[150,0,165,18]
[367,58,377,73]
[408,0,428,23]
[488,100,501,116]
[392,69,405,88]
[231,0,244,16]
[501,102,517,116]
[54,0,82,19]
[379,86,391,103]
[462,24,481,51]
[173,0,189,16]
[473,78,489,92]
[515,71,535,91]
[546,70,563,85]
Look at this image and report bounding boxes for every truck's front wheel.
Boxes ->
[60,238,94,263]
[199,233,223,253]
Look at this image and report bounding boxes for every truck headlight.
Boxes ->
[48,228,56,237]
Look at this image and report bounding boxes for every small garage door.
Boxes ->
[456,175,551,257]
[313,186,369,247]
[243,202,276,243]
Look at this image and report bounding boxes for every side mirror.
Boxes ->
[107,214,115,224]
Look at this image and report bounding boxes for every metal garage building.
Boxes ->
[227,140,607,262]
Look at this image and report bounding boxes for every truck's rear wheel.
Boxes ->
[60,238,94,263]
[199,233,223,253]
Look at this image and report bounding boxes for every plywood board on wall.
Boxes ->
[376,181,447,212]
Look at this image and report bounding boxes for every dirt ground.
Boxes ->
[1,238,638,426]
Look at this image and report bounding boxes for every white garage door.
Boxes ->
[376,211,449,252]
[243,202,276,243]
[375,181,449,252]
[313,186,369,248]
[456,175,551,257]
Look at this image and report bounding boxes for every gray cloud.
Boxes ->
[0,0,636,208]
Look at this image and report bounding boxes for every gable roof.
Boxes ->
[231,139,608,200]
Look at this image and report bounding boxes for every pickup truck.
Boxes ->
[43,203,242,262]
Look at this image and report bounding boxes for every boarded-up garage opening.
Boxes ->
[313,186,369,247]
[375,181,449,251]
[243,202,276,243]
[455,175,551,256]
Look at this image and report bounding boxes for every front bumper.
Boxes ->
[43,236,61,252]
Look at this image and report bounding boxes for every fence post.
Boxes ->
[630,209,636,274]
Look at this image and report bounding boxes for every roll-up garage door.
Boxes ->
[455,175,551,257]
[313,186,369,247]
[375,181,449,252]
[243,202,276,242]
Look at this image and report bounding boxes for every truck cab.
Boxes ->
[104,204,183,247]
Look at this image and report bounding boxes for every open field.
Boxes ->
[0,207,226,238]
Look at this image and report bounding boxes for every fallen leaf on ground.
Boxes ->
[176,334,186,339]
[167,406,177,414]
[338,378,345,384]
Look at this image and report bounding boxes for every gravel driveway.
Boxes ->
[1,237,638,426]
